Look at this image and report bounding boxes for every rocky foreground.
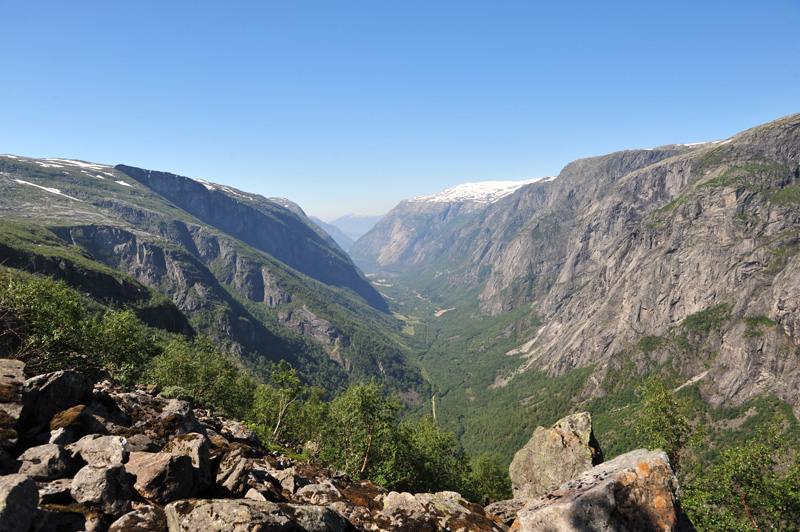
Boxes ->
[0,361,690,531]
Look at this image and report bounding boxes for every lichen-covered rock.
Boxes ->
[71,464,133,518]
[514,449,686,532]
[164,499,293,531]
[125,451,194,505]
[0,473,38,532]
[295,480,346,506]
[48,404,109,445]
[509,412,603,500]
[280,503,351,532]
[485,498,527,526]
[67,434,129,467]
[36,477,73,504]
[109,505,168,532]
[22,370,94,425]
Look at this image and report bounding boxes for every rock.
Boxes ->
[295,480,346,506]
[126,433,160,452]
[48,404,108,445]
[71,464,133,519]
[412,492,505,532]
[164,499,293,531]
[163,433,212,494]
[125,451,194,505]
[485,498,527,526]
[509,412,603,500]
[280,503,351,532]
[67,434,129,467]
[0,473,38,532]
[215,443,253,497]
[31,506,106,532]
[219,419,259,446]
[514,449,686,532]
[22,370,94,426]
[17,443,79,480]
[374,491,438,531]
[109,505,168,532]
[0,359,26,449]
[37,477,74,504]
[273,466,308,494]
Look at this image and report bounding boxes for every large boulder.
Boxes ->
[17,443,80,480]
[125,451,195,505]
[164,499,293,531]
[70,464,133,519]
[509,412,603,500]
[67,434,129,467]
[514,449,688,532]
[0,473,38,532]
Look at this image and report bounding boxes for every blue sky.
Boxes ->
[2,1,798,220]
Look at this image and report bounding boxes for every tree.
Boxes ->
[683,425,800,532]
[270,360,304,442]
[635,377,703,472]
[319,380,402,482]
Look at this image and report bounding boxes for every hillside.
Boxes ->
[0,156,424,395]
[355,114,800,460]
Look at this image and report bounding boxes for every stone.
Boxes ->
[37,477,74,504]
[273,466,308,494]
[514,449,686,532]
[125,451,194,505]
[509,412,603,500]
[17,443,78,480]
[164,499,293,531]
[215,443,253,497]
[0,473,38,532]
[0,359,25,449]
[48,404,109,445]
[219,419,259,446]
[22,370,94,425]
[71,464,133,519]
[109,505,168,532]
[126,433,160,452]
[67,434,129,467]
[163,432,212,494]
[485,498,527,526]
[280,503,351,532]
[294,480,346,506]
[374,491,437,531]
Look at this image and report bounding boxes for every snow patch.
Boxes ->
[412,177,551,205]
[13,179,82,201]
[44,158,110,170]
[35,162,64,168]
[0,155,18,159]
[115,180,131,187]
[193,178,216,191]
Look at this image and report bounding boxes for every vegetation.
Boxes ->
[0,266,510,503]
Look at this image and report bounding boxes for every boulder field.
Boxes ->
[0,360,689,531]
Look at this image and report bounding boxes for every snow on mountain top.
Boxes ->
[44,158,111,170]
[411,178,551,204]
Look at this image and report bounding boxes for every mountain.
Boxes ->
[350,178,546,274]
[310,216,356,251]
[327,214,385,241]
[0,157,424,395]
[353,114,800,460]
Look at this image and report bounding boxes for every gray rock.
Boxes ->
[163,433,212,493]
[295,481,346,506]
[281,503,351,532]
[22,370,94,425]
[509,412,603,500]
[0,473,38,532]
[109,505,168,532]
[514,449,685,532]
[125,451,194,505]
[126,433,160,452]
[67,434,129,467]
[18,443,78,480]
[48,404,108,445]
[164,499,293,531]
[70,464,132,519]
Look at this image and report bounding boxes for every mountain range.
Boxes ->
[2,112,799,461]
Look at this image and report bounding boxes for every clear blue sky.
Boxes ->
[2,1,798,220]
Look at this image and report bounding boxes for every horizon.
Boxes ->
[2,1,798,219]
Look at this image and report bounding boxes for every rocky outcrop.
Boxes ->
[0,366,505,532]
[509,412,603,500]
[513,449,688,532]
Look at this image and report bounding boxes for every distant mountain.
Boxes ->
[0,157,424,395]
[310,216,355,251]
[350,178,548,273]
[328,214,385,240]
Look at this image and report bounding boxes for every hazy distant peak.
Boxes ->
[411,178,550,205]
